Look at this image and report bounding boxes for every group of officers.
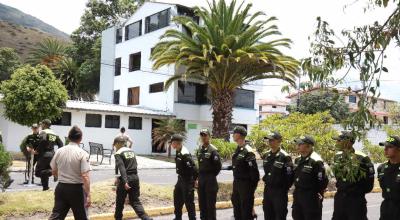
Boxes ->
[169,126,400,220]
[20,119,63,191]
[19,121,400,220]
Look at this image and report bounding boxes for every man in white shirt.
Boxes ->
[116,127,133,148]
[49,126,91,220]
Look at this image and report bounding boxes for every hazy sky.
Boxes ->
[1,0,399,101]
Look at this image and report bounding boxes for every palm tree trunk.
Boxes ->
[211,88,234,140]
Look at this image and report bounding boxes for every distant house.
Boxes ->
[286,87,397,125]
[258,99,289,120]
[0,2,262,153]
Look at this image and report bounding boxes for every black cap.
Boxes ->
[295,135,316,146]
[200,128,211,136]
[379,136,400,148]
[41,119,51,126]
[264,131,282,140]
[233,126,247,137]
[333,131,355,142]
[169,134,184,143]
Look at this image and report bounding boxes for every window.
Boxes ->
[115,58,121,76]
[149,82,164,93]
[105,115,120,128]
[349,95,357,103]
[234,89,255,109]
[129,52,141,72]
[85,114,102,128]
[125,20,142,40]
[53,112,71,126]
[177,6,199,24]
[177,81,208,104]
[272,105,277,109]
[113,90,120,105]
[145,9,170,33]
[129,117,142,130]
[383,116,389,125]
[116,28,122,43]
[259,106,262,111]
[128,87,140,105]
[384,101,387,110]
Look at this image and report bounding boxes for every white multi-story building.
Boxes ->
[98,2,261,153]
[0,2,261,154]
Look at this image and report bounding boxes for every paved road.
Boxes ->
[8,169,236,191]
[150,193,383,220]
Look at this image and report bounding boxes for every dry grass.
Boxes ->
[0,21,70,61]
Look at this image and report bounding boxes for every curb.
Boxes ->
[77,188,382,220]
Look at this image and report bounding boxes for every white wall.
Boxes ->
[99,27,117,103]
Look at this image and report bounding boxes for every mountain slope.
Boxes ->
[0,3,69,39]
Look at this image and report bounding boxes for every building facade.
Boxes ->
[0,2,261,154]
[258,99,289,120]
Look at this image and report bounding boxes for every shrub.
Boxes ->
[211,138,236,160]
[248,112,338,163]
[0,142,12,192]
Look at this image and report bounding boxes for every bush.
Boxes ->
[362,140,386,164]
[211,138,236,160]
[0,142,12,192]
[248,112,338,163]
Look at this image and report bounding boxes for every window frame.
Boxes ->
[128,86,140,105]
[114,57,121,76]
[149,82,164,93]
[125,20,142,41]
[105,115,120,129]
[116,28,123,43]
[52,112,72,126]
[128,116,142,130]
[145,9,170,33]
[113,90,120,105]
[349,95,357,104]
[129,52,141,72]
[234,89,255,109]
[85,114,102,128]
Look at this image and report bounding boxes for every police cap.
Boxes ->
[333,131,355,143]
[264,131,282,140]
[233,126,247,137]
[379,136,400,148]
[295,135,316,146]
[169,134,184,143]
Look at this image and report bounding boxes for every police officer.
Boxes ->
[35,119,63,191]
[20,124,40,184]
[331,131,375,220]
[262,131,294,220]
[292,135,328,220]
[377,135,400,220]
[171,134,198,220]
[196,129,221,220]
[113,136,153,220]
[230,126,260,220]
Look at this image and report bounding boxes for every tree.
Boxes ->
[151,0,299,139]
[289,91,350,122]
[0,65,68,126]
[0,141,12,192]
[69,0,146,96]
[152,119,186,157]
[388,102,400,125]
[28,38,67,69]
[0,47,21,82]
[248,112,338,163]
[55,57,79,99]
[302,0,400,136]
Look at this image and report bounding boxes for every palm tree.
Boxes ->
[55,57,79,99]
[152,119,186,157]
[151,0,300,139]
[28,38,66,69]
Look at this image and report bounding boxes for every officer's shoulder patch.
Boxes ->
[310,152,323,162]
[280,149,289,156]
[244,145,254,153]
[180,146,190,155]
[354,150,367,157]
